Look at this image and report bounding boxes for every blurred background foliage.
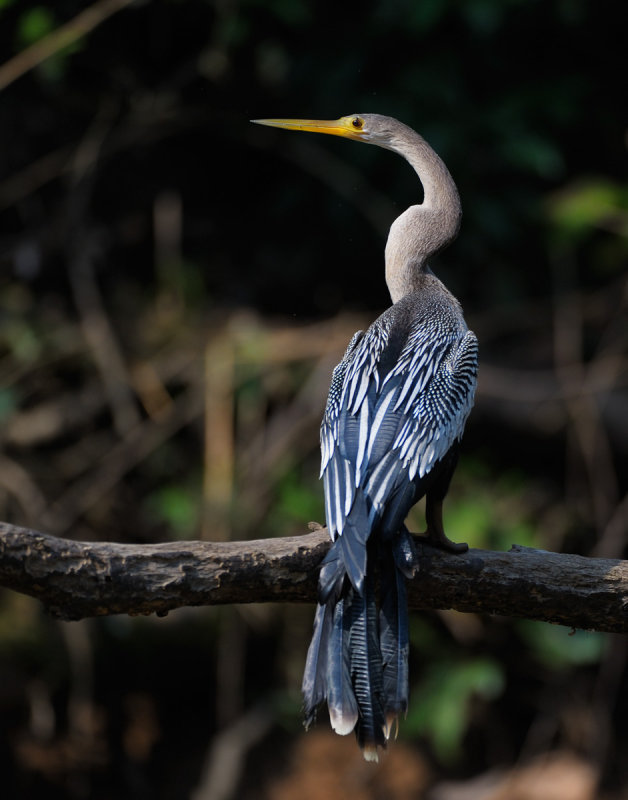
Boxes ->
[0,0,626,797]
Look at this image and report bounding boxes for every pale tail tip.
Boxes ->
[329,709,358,737]
[362,745,379,763]
[383,713,400,741]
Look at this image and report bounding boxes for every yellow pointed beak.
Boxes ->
[251,116,367,141]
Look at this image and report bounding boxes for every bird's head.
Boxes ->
[251,114,401,149]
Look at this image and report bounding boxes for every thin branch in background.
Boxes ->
[59,620,98,759]
[594,492,628,560]
[0,144,74,212]
[0,455,47,525]
[0,103,191,211]
[39,385,203,534]
[67,101,143,439]
[233,318,358,525]
[191,704,273,800]
[154,191,184,298]
[551,256,621,545]
[589,634,628,777]
[69,243,143,437]
[203,330,236,541]
[215,607,247,727]
[0,0,137,92]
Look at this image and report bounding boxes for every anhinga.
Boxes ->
[253,114,478,760]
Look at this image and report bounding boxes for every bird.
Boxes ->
[252,114,478,761]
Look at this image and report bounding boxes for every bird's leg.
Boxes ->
[423,493,468,554]
[415,447,468,554]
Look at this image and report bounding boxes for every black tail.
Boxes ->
[349,572,387,760]
[302,535,411,761]
[379,542,410,737]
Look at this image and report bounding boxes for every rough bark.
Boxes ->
[1,521,627,631]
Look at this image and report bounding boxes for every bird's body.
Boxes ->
[253,114,478,760]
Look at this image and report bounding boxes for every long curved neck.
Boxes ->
[383,126,461,303]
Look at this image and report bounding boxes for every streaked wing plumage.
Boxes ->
[321,293,478,574]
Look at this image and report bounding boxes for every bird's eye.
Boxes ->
[351,117,364,129]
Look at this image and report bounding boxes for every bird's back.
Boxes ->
[321,274,477,582]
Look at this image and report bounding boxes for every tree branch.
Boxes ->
[1,520,627,632]
[0,0,136,92]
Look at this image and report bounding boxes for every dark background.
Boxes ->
[1,1,627,798]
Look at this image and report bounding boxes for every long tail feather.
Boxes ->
[326,594,359,734]
[349,572,387,758]
[304,517,414,760]
[379,542,409,738]
[302,601,332,727]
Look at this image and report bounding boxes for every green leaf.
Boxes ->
[518,620,607,669]
[17,6,55,47]
[0,388,18,423]
[547,179,628,241]
[406,657,504,761]
[500,134,564,179]
[276,470,322,524]
[145,486,199,537]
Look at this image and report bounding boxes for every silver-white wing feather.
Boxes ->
[321,302,477,545]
